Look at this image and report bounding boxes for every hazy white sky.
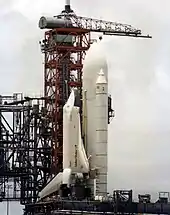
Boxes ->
[1,0,170,214]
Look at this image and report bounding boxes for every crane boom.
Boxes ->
[60,0,152,38]
[40,2,151,38]
[58,14,151,38]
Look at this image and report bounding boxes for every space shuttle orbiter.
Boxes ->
[38,89,89,200]
[63,88,89,173]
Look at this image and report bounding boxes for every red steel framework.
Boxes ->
[44,27,90,174]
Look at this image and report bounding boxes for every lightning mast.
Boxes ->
[39,0,151,176]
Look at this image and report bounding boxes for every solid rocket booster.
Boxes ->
[94,69,108,196]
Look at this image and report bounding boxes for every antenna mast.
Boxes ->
[65,0,73,13]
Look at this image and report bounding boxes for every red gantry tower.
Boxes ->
[39,6,91,174]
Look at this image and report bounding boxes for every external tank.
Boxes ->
[95,69,108,196]
[82,41,108,194]
[83,41,108,167]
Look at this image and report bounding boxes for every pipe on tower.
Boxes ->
[65,0,72,12]
[66,0,70,6]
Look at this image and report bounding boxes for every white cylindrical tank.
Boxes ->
[95,69,108,196]
[83,41,108,169]
[39,16,72,29]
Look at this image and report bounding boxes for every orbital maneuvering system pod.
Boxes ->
[38,42,114,201]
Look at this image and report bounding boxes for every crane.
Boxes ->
[40,0,152,38]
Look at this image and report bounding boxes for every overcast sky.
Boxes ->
[1,0,170,214]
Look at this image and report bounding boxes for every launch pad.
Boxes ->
[0,1,165,215]
[24,190,170,215]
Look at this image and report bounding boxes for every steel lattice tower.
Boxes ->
[42,28,90,174]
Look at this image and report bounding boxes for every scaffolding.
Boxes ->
[0,94,51,204]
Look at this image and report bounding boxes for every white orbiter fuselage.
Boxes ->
[38,89,89,200]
